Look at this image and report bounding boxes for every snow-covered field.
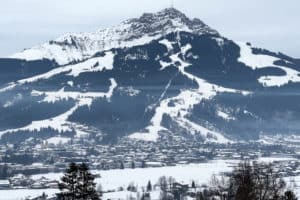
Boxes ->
[0,159,233,200]
[0,157,298,200]
[0,189,58,200]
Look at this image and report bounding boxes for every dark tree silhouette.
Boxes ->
[120,161,124,169]
[147,180,152,191]
[57,162,100,200]
[0,164,10,179]
[230,162,257,200]
[204,161,297,200]
[77,163,100,200]
[141,160,146,168]
[58,162,79,200]
[131,161,135,169]
[191,181,196,189]
[283,190,298,200]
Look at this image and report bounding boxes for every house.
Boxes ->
[145,162,164,167]
[0,180,10,189]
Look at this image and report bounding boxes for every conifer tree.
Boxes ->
[191,181,196,189]
[58,162,100,200]
[147,180,152,191]
[77,163,100,200]
[58,162,79,200]
[131,161,135,169]
[120,161,124,169]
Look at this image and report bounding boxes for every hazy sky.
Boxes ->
[1,0,299,58]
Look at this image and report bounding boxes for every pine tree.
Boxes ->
[120,161,124,169]
[147,180,152,191]
[141,160,146,168]
[58,162,79,200]
[131,161,135,169]
[191,181,196,189]
[0,163,10,179]
[57,162,100,200]
[77,163,100,200]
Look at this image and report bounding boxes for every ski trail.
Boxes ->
[130,36,250,142]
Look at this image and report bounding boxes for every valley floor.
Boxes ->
[0,157,299,200]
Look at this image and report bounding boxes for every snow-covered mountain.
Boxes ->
[1,8,300,144]
[11,8,218,66]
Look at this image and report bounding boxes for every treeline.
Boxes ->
[41,161,298,200]
[202,161,298,200]
[141,162,298,200]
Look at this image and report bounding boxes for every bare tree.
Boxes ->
[206,161,297,200]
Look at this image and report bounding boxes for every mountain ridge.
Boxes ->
[10,8,218,66]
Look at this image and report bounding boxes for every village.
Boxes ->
[0,134,300,191]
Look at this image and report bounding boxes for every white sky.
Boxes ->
[0,0,299,58]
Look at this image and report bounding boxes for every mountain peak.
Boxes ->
[11,8,218,65]
[130,8,188,25]
[152,7,187,19]
[125,8,218,37]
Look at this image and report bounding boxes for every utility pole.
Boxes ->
[171,0,174,8]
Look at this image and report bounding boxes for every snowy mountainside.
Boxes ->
[11,8,218,66]
[1,8,300,144]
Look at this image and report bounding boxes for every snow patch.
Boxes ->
[238,42,300,87]
[31,78,117,107]
[238,42,278,70]
[3,93,23,108]
[217,110,236,121]
[46,136,71,145]
[159,60,171,70]
[159,39,173,51]
[68,51,114,77]
[258,66,300,87]
[118,86,141,97]
[67,81,74,87]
